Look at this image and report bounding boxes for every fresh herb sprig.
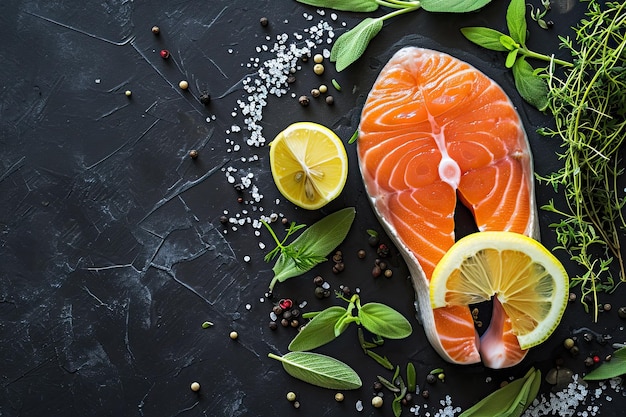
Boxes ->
[288,293,412,351]
[461,0,572,110]
[538,0,626,319]
[295,0,493,72]
[263,207,356,291]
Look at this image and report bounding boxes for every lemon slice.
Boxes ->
[430,231,569,350]
[269,122,348,210]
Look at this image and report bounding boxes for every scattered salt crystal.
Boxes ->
[243,255,251,262]
[270,311,277,321]
[259,242,266,249]
[245,303,251,310]
[95,79,101,83]
[322,282,331,289]
[299,300,307,308]
[331,13,337,21]
[355,400,363,412]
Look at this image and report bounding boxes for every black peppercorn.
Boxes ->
[282,310,292,320]
[314,286,325,299]
[281,318,289,327]
[584,356,594,367]
[323,289,331,298]
[269,321,278,330]
[273,305,283,315]
[189,149,199,159]
[619,306,626,318]
[325,95,334,105]
[357,249,366,259]
[290,319,299,328]
[426,374,437,384]
[298,95,310,106]
[342,286,351,296]
[313,276,324,286]
[421,390,429,399]
[287,75,296,84]
[373,381,383,391]
[291,309,300,318]
[259,17,269,26]
[333,262,344,273]
[219,215,228,224]
[199,92,211,105]
[368,235,379,247]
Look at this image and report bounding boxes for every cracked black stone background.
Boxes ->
[1,1,625,416]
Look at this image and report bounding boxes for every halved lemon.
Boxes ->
[269,122,348,210]
[430,231,569,350]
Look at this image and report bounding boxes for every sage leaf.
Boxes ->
[288,306,347,351]
[584,346,626,380]
[421,0,491,13]
[512,57,548,111]
[506,0,527,45]
[331,18,383,72]
[358,302,412,339]
[295,0,379,12]
[460,27,509,51]
[459,367,540,417]
[270,207,356,288]
[268,351,362,390]
[333,313,355,337]
[392,396,402,417]
[406,362,416,393]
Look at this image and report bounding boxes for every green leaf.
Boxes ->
[331,18,383,72]
[512,57,548,111]
[288,306,347,351]
[406,362,416,393]
[584,346,626,380]
[505,49,519,68]
[334,313,355,337]
[358,302,412,339]
[365,349,394,370]
[348,130,358,144]
[421,0,492,13]
[499,34,519,51]
[460,27,509,51]
[460,368,540,417]
[506,0,527,45]
[392,396,403,417]
[268,351,362,390]
[377,375,400,392]
[270,207,356,287]
[295,0,379,12]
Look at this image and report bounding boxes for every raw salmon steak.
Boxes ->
[358,47,539,368]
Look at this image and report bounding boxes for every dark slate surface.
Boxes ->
[1,0,625,416]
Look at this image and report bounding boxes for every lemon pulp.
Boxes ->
[430,231,569,349]
[269,122,348,210]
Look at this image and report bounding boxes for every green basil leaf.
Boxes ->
[268,351,362,390]
[459,368,540,417]
[421,0,491,13]
[584,346,626,380]
[505,49,518,68]
[506,0,527,45]
[358,302,412,339]
[365,349,394,370]
[331,18,383,72]
[460,27,509,51]
[295,0,379,12]
[289,306,347,351]
[272,207,356,283]
[512,57,548,111]
[499,34,519,51]
[406,362,416,393]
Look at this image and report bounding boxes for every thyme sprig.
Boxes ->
[537,0,626,320]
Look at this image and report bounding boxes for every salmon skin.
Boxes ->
[357,47,539,368]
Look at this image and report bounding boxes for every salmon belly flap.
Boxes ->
[358,47,539,368]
